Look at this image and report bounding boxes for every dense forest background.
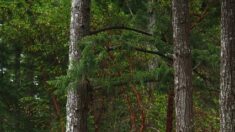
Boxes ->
[0,0,224,131]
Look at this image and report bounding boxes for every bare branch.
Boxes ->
[89,26,153,36]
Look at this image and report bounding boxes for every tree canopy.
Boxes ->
[0,0,223,131]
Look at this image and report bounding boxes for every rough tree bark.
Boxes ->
[172,0,193,131]
[220,0,235,131]
[66,0,90,132]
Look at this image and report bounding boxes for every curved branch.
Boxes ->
[107,46,218,91]
[107,46,172,61]
[89,26,153,36]
[133,47,172,61]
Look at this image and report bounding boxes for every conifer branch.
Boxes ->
[132,47,172,61]
[107,46,172,61]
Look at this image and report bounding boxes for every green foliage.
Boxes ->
[0,0,69,131]
[0,0,221,131]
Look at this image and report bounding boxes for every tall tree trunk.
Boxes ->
[166,90,174,132]
[66,0,90,132]
[147,0,157,100]
[220,0,235,131]
[172,0,193,131]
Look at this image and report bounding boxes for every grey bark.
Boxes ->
[220,0,235,131]
[66,0,90,132]
[147,0,157,99]
[148,0,156,34]
[172,0,193,131]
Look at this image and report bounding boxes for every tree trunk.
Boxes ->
[147,0,157,100]
[148,0,156,34]
[166,90,174,132]
[172,0,193,131]
[66,0,90,132]
[220,0,235,131]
